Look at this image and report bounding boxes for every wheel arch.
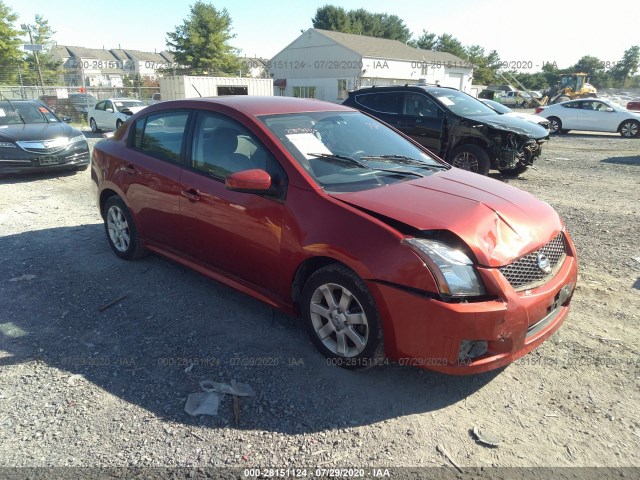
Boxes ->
[290,256,350,315]
[99,188,122,219]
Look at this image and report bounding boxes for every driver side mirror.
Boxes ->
[106,107,114,113]
[605,107,614,112]
[62,116,72,123]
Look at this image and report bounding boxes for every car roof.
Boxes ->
[350,84,460,94]
[151,96,354,116]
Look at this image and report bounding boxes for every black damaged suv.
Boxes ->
[343,85,549,176]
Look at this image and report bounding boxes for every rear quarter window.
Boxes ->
[355,92,402,114]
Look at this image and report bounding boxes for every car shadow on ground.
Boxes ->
[601,156,640,166]
[0,169,82,185]
[0,225,501,435]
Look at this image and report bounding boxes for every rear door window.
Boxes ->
[132,111,190,163]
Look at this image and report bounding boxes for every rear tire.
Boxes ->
[301,264,384,370]
[548,117,562,134]
[448,145,490,175]
[103,196,148,260]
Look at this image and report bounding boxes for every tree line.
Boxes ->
[1,0,638,90]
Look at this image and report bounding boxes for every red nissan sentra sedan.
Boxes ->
[91,96,578,374]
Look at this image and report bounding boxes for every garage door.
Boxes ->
[441,73,463,90]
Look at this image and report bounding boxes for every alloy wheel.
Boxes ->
[621,121,638,137]
[106,205,130,253]
[452,152,479,172]
[309,283,369,357]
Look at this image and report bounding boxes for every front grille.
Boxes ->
[16,141,68,155]
[499,233,566,291]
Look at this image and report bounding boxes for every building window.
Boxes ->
[293,86,316,98]
[337,79,347,100]
[421,64,428,76]
[279,87,285,96]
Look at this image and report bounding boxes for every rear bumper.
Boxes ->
[370,242,578,375]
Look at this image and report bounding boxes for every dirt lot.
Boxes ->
[0,129,638,474]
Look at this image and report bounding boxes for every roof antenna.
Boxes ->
[192,85,202,97]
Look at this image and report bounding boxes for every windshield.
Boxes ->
[114,100,145,112]
[0,101,60,125]
[430,88,498,116]
[260,111,447,192]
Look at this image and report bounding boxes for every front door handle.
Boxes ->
[180,188,201,202]
[123,164,137,175]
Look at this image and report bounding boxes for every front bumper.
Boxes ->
[370,237,578,375]
[0,143,90,175]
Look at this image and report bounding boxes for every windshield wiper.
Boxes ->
[308,153,370,169]
[374,168,424,178]
[360,154,449,169]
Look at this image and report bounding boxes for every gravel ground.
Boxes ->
[0,128,638,473]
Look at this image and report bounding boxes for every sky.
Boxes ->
[8,0,640,71]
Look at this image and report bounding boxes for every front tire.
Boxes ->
[301,264,384,369]
[448,144,490,175]
[103,196,148,260]
[116,119,123,130]
[619,120,639,138]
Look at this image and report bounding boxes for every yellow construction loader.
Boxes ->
[542,73,597,105]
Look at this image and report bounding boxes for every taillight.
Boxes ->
[535,107,544,114]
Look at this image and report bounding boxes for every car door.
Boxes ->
[102,100,117,129]
[92,100,107,127]
[178,111,288,293]
[556,101,580,129]
[577,100,619,132]
[398,92,444,153]
[120,110,191,251]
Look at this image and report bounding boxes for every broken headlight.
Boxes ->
[403,238,486,297]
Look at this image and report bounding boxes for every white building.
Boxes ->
[269,29,474,102]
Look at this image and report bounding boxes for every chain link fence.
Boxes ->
[0,84,160,124]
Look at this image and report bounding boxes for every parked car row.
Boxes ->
[90,96,578,374]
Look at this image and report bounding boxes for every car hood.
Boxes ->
[0,122,81,142]
[469,113,549,138]
[330,168,562,267]
[505,112,549,125]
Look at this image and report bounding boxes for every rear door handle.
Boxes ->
[180,188,201,202]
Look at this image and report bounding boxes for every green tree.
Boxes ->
[434,34,466,59]
[570,55,611,89]
[0,1,23,84]
[311,6,411,43]
[612,46,639,88]
[465,45,501,85]
[21,14,63,86]
[311,5,351,32]
[166,1,240,76]
[408,29,437,50]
